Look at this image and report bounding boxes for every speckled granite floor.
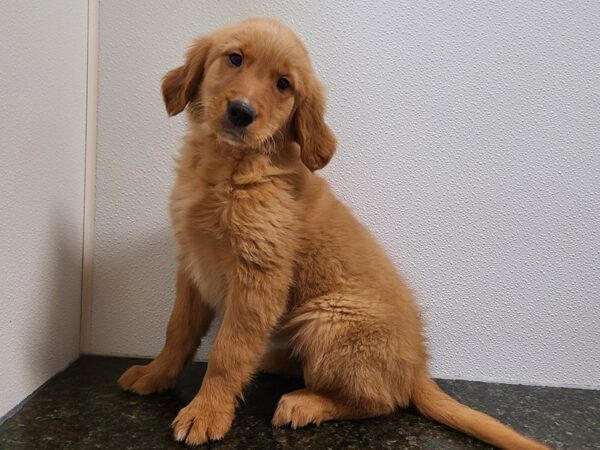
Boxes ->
[0,356,598,449]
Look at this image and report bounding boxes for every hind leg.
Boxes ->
[273,295,420,427]
[272,388,392,428]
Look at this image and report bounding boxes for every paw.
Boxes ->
[172,402,234,446]
[272,391,330,429]
[117,364,175,395]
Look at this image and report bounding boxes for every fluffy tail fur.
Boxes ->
[411,372,550,450]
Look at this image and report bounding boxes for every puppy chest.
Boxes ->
[186,244,229,310]
[194,183,293,243]
[182,182,297,291]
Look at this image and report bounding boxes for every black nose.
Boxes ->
[227,101,256,127]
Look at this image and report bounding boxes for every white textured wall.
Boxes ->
[92,1,600,388]
[0,1,88,417]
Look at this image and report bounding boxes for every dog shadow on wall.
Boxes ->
[30,208,83,380]
[91,224,218,362]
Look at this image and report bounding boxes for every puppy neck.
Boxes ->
[187,123,299,186]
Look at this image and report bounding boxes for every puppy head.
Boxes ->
[162,18,336,171]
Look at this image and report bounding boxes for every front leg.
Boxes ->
[172,263,291,445]
[118,265,214,394]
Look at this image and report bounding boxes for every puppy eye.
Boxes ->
[228,53,243,67]
[276,77,290,90]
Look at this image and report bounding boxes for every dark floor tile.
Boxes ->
[0,356,598,449]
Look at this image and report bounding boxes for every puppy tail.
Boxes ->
[411,371,550,450]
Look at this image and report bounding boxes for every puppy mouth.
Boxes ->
[218,119,248,143]
[217,130,241,146]
[221,128,242,139]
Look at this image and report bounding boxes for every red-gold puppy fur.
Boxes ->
[118,18,548,449]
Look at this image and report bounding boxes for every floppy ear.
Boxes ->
[161,37,212,116]
[293,79,337,171]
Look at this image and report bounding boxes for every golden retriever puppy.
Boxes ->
[118,18,548,449]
